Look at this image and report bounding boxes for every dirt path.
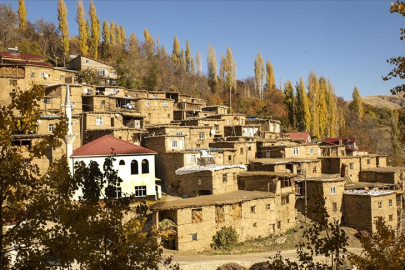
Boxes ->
[164,248,363,270]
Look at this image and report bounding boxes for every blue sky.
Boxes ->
[2,0,404,100]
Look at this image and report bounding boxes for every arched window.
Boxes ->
[142,159,149,174]
[131,160,138,175]
[119,160,125,166]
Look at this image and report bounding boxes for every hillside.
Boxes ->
[362,94,405,110]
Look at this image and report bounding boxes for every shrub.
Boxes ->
[212,226,239,251]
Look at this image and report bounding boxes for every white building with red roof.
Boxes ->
[71,135,161,200]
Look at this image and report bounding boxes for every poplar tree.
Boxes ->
[57,0,69,59]
[185,40,191,74]
[161,45,167,57]
[207,44,218,93]
[284,80,295,128]
[318,76,328,139]
[326,79,337,138]
[129,33,138,57]
[102,20,110,45]
[308,71,320,139]
[191,56,195,74]
[143,28,155,57]
[295,77,311,132]
[89,1,100,59]
[115,23,122,46]
[180,49,186,71]
[266,60,276,92]
[224,45,237,94]
[76,0,88,55]
[195,50,202,75]
[18,0,26,29]
[349,86,364,121]
[110,21,116,45]
[171,35,180,65]
[254,51,265,99]
[120,25,126,44]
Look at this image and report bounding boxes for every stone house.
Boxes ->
[71,135,161,200]
[249,158,322,177]
[166,92,206,120]
[145,135,186,153]
[343,190,398,233]
[151,190,289,251]
[258,142,319,159]
[42,84,86,115]
[295,176,345,222]
[322,138,368,156]
[68,55,117,86]
[359,167,405,185]
[206,114,246,126]
[199,105,229,116]
[181,118,226,137]
[174,165,247,197]
[245,118,281,139]
[132,98,175,126]
[209,138,256,165]
[224,125,261,137]
[0,51,75,106]
[284,132,312,143]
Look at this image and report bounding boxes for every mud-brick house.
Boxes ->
[224,124,261,137]
[245,117,281,139]
[199,105,228,116]
[257,140,319,159]
[321,138,368,156]
[174,164,247,197]
[359,167,405,185]
[71,135,161,200]
[343,189,398,233]
[0,50,75,106]
[68,55,117,86]
[295,175,345,222]
[41,84,86,115]
[132,98,175,126]
[249,158,322,177]
[151,190,288,252]
[181,117,226,137]
[206,113,246,127]
[209,137,256,165]
[166,92,206,121]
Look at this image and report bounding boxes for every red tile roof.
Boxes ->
[0,51,43,60]
[72,135,156,157]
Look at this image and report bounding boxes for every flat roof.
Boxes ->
[361,167,405,173]
[239,171,297,177]
[250,158,319,164]
[295,174,345,182]
[150,190,275,210]
[344,182,397,190]
[175,164,247,175]
[344,190,394,196]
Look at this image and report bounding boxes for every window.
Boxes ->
[191,155,197,163]
[135,186,146,197]
[152,94,158,98]
[250,206,256,213]
[43,98,51,104]
[367,159,371,165]
[96,116,103,126]
[389,199,393,207]
[175,131,183,135]
[97,68,106,76]
[227,120,231,125]
[9,79,17,86]
[240,148,244,154]
[60,75,64,80]
[40,71,45,77]
[168,114,171,118]
[163,101,168,107]
[199,132,205,140]
[86,59,90,63]
[110,72,116,77]
[142,159,149,174]
[357,202,362,209]
[146,101,150,107]
[48,123,54,132]
[119,160,125,166]
[253,222,257,227]
[115,187,122,198]
[215,124,219,131]
[310,148,314,155]
[192,208,203,223]
[330,186,336,194]
[293,147,299,155]
[266,204,271,210]
[281,195,289,205]
[313,166,317,173]
[378,201,382,208]
[389,215,393,221]
[131,160,138,175]
[172,140,177,148]
[349,163,354,169]
[101,100,105,105]
[332,202,337,212]
[197,178,201,185]
[277,221,281,230]
[192,234,198,241]
[222,173,227,183]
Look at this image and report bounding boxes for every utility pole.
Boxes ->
[304,169,307,223]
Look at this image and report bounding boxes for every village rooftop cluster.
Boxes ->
[1,49,404,252]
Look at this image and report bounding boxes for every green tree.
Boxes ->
[76,0,88,55]
[284,80,295,128]
[348,217,405,269]
[266,60,276,92]
[171,35,180,65]
[254,51,265,99]
[207,44,218,93]
[18,0,26,29]
[383,1,405,94]
[212,226,239,251]
[58,0,70,59]
[89,0,100,59]
[185,40,191,74]
[349,86,364,121]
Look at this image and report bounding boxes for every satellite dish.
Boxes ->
[36,120,41,125]
[115,114,120,118]
[210,129,215,135]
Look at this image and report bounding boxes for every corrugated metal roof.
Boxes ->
[72,135,156,157]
